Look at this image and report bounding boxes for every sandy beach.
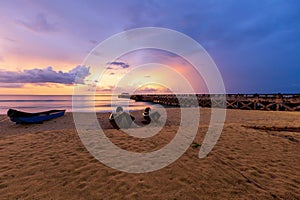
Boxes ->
[0,108,299,199]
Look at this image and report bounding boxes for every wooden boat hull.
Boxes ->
[7,109,66,124]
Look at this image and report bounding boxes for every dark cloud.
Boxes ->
[1,0,300,92]
[89,40,98,44]
[109,72,115,75]
[0,66,90,85]
[107,61,130,69]
[16,13,58,33]
[121,0,300,93]
[4,37,16,42]
[96,86,114,92]
[97,88,112,92]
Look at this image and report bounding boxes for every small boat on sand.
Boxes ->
[7,109,65,124]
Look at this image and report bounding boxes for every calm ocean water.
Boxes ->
[0,95,153,114]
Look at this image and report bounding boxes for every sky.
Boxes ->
[0,0,300,94]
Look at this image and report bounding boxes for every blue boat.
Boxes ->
[7,109,66,124]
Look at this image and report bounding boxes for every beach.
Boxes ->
[0,108,299,199]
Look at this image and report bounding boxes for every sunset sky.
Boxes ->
[0,0,300,94]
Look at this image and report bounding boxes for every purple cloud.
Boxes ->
[1,0,300,93]
[96,86,114,92]
[0,66,90,85]
[16,13,58,33]
[4,37,16,42]
[135,86,171,94]
[0,83,24,88]
[89,40,98,44]
[107,61,130,69]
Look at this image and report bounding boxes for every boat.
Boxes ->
[7,109,66,124]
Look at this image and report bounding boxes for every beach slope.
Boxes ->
[0,108,299,199]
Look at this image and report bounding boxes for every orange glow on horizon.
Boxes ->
[0,83,75,95]
[0,49,207,95]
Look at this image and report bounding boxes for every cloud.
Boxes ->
[0,83,24,88]
[4,37,16,42]
[16,13,58,33]
[107,61,130,69]
[1,0,300,93]
[0,66,90,85]
[97,88,113,92]
[96,85,114,92]
[89,40,98,44]
[134,86,171,94]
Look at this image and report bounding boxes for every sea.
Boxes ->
[0,95,153,114]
